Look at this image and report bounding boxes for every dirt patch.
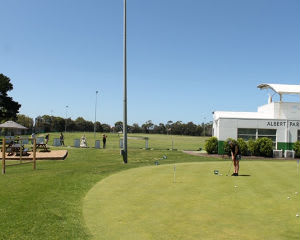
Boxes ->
[3,150,68,160]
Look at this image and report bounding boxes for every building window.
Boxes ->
[237,128,256,141]
[298,130,300,142]
[258,129,277,143]
[238,128,276,144]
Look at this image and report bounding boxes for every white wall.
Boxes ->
[215,118,300,143]
[273,102,300,120]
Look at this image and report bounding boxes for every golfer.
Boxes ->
[228,141,241,176]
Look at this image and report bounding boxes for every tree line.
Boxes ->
[16,115,212,136]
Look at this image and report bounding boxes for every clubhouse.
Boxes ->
[213,83,300,154]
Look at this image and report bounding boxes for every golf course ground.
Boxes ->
[0,132,299,239]
[84,161,300,240]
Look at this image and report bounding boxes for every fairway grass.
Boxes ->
[83,162,300,240]
[36,132,207,151]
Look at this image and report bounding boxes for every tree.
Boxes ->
[75,117,87,131]
[114,121,123,133]
[183,122,197,136]
[101,123,111,133]
[142,120,154,133]
[153,123,166,134]
[95,121,103,132]
[0,74,21,121]
[131,123,141,133]
[51,117,65,132]
[17,114,33,133]
[17,114,33,129]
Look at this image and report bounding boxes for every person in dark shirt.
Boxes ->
[60,132,65,146]
[45,134,49,144]
[102,134,107,148]
[228,140,241,176]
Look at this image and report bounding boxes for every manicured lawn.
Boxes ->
[37,132,208,151]
[84,161,300,240]
[0,133,299,239]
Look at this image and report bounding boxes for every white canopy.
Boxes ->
[0,121,28,130]
[257,83,300,95]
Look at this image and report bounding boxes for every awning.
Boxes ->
[0,121,28,130]
[257,83,300,95]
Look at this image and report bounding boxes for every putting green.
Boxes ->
[83,162,300,240]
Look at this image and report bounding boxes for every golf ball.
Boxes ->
[296,213,299,218]
[287,197,290,199]
[234,185,238,188]
[295,192,298,195]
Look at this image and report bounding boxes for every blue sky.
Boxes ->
[0,0,299,125]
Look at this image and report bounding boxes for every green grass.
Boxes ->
[34,132,208,151]
[0,133,299,239]
[83,162,300,240]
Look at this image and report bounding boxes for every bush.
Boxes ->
[247,138,259,156]
[293,141,300,158]
[223,138,237,156]
[256,137,273,157]
[204,137,218,154]
[237,138,249,156]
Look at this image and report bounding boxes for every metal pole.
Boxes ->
[65,105,68,133]
[33,138,36,170]
[94,91,98,138]
[122,0,128,163]
[204,117,206,136]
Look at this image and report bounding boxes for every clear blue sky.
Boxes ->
[1,0,299,126]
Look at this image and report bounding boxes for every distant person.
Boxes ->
[45,134,49,144]
[31,133,36,144]
[102,134,107,148]
[60,132,65,146]
[80,134,88,148]
[228,140,241,176]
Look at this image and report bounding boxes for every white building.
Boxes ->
[213,84,300,154]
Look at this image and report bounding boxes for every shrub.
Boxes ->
[204,137,218,154]
[237,138,249,156]
[293,141,300,158]
[247,138,259,156]
[256,137,273,157]
[223,138,237,156]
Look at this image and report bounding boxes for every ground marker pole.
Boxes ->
[173,164,176,183]
[20,139,22,164]
[33,138,36,170]
[2,138,6,174]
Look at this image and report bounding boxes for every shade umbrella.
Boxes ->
[0,121,28,130]
[0,121,28,136]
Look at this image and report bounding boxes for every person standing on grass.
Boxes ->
[60,132,65,146]
[45,134,49,144]
[228,140,241,176]
[102,134,107,148]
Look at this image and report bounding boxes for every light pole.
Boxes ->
[204,117,206,136]
[122,0,128,163]
[65,105,68,133]
[94,90,99,138]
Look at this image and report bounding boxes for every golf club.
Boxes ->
[226,160,233,176]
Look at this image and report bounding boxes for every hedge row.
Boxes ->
[204,137,300,158]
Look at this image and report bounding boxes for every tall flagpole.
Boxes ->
[122,0,128,163]
[94,90,98,138]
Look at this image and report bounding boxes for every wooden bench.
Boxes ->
[35,143,50,152]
